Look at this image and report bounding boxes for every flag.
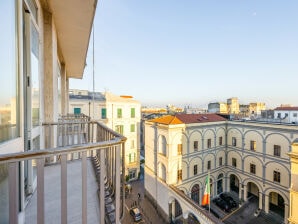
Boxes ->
[201,173,210,206]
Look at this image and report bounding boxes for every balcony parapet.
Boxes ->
[0,114,126,224]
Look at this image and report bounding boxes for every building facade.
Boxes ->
[145,114,298,223]
[0,1,127,223]
[208,102,228,113]
[69,90,141,180]
[274,107,298,124]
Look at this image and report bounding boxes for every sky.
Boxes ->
[70,0,298,109]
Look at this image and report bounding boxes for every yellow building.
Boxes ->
[289,139,298,224]
[145,114,297,223]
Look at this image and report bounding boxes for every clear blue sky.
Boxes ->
[70,0,298,108]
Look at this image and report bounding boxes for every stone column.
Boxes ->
[243,184,247,201]
[258,192,263,209]
[284,204,289,224]
[264,194,269,213]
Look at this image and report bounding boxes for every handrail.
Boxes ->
[0,138,124,163]
[169,185,224,224]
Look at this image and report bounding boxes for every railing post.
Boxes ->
[9,162,18,224]
[61,154,68,224]
[100,148,105,224]
[82,151,87,224]
[37,158,45,224]
[115,145,121,223]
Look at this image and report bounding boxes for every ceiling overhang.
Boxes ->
[46,0,97,79]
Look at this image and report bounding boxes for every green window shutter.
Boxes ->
[74,108,81,114]
[131,108,135,118]
[101,108,106,119]
[130,124,135,132]
[117,108,122,118]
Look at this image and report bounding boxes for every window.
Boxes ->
[273,171,280,183]
[130,124,135,132]
[101,108,107,119]
[74,108,81,114]
[115,125,124,135]
[177,169,182,181]
[129,153,136,163]
[232,137,237,147]
[177,144,182,155]
[274,145,281,157]
[219,136,223,146]
[277,113,281,118]
[194,141,198,150]
[294,113,297,117]
[131,108,135,118]
[219,157,223,166]
[117,108,122,118]
[194,165,197,175]
[250,141,256,151]
[131,140,135,149]
[207,160,211,170]
[250,164,256,174]
[207,139,211,149]
[232,158,237,167]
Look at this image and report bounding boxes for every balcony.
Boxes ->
[0,114,126,224]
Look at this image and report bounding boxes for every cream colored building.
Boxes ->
[69,90,141,180]
[208,102,228,113]
[145,114,298,223]
[227,97,240,114]
[249,102,266,116]
[289,139,298,224]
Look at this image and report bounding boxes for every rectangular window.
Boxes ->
[194,141,198,150]
[273,171,280,183]
[177,144,182,155]
[101,108,107,119]
[250,164,256,174]
[293,113,297,117]
[177,169,182,181]
[232,158,237,167]
[277,113,281,118]
[207,160,211,170]
[219,157,223,166]
[274,145,281,157]
[232,137,237,147]
[129,153,136,163]
[219,136,223,146]
[131,108,135,118]
[250,141,256,151]
[130,124,135,132]
[117,108,122,118]
[115,125,124,135]
[74,108,81,114]
[131,140,135,149]
[194,165,197,175]
[207,139,211,149]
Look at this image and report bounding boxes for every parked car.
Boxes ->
[213,197,231,212]
[130,207,142,222]
[219,193,237,208]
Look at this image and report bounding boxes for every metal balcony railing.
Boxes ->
[0,114,126,224]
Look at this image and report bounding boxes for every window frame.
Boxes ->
[219,136,223,146]
[273,171,280,183]
[250,163,256,174]
[207,160,211,170]
[194,141,198,150]
[250,140,256,151]
[193,165,197,175]
[177,144,182,155]
[117,108,122,118]
[274,145,281,157]
[232,158,237,167]
[207,139,211,149]
[232,137,237,147]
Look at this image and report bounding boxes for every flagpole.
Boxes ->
[208,171,210,213]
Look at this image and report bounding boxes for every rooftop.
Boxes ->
[149,113,226,125]
[274,107,298,111]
